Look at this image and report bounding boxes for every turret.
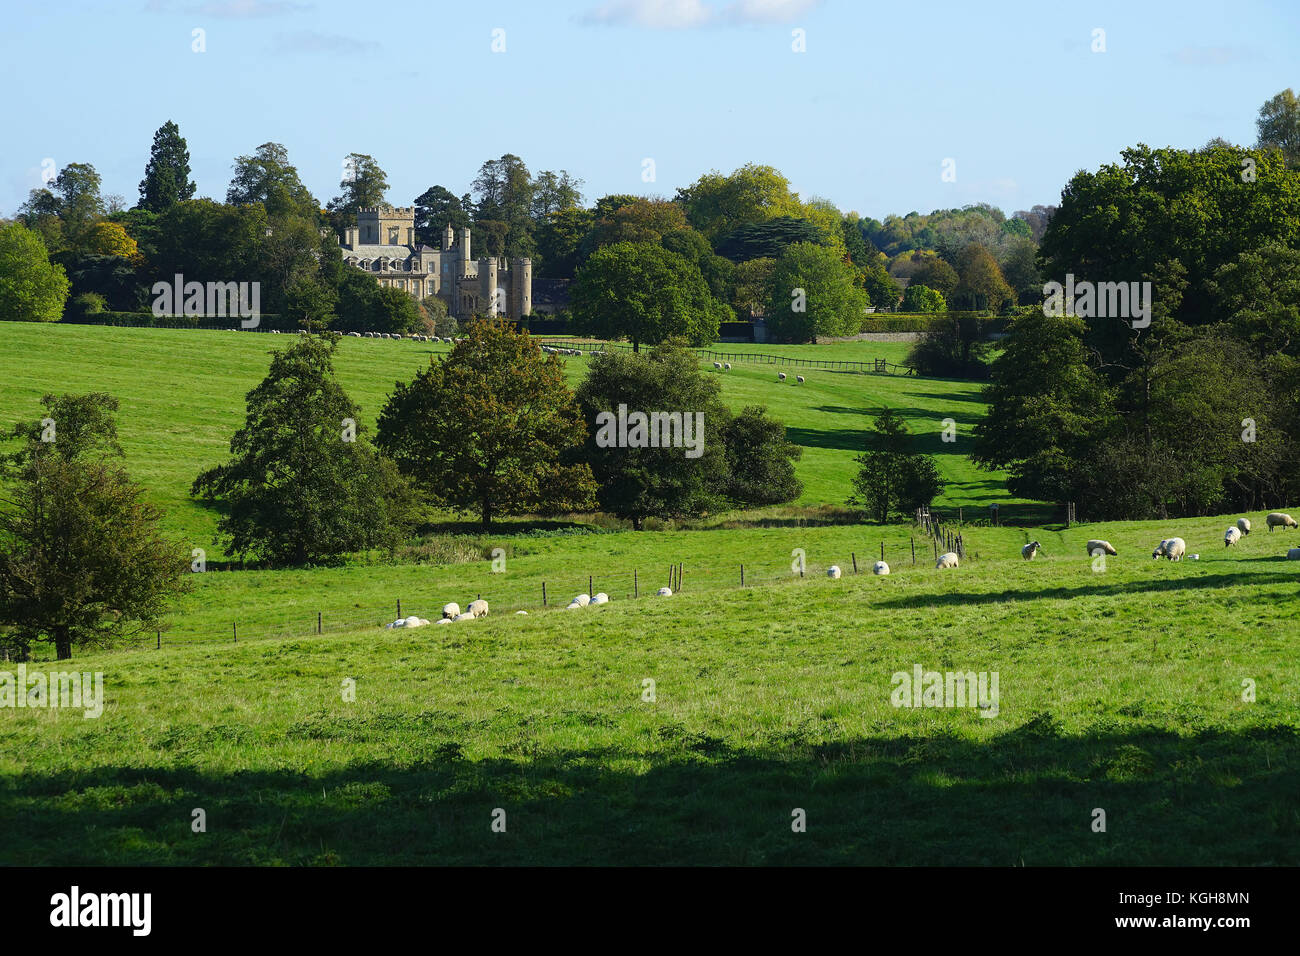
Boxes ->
[459,226,471,266]
[513,257,532,318]
[444,223,455,251]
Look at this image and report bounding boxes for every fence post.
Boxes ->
[157,630,161,650]
[542,582,547,606]
[880,542,885,562]
[233,622,237,643]
[396,598,401,620]
[851,553,857,574]
[911,537,916,565]
[678,564,683,592]
[740,564,745,586]
[633,571,637,598]
[317,612,322,634]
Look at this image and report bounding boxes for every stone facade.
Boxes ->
[339,206,532,320]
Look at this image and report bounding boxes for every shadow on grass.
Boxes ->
[3,719,1295,865]
[873,572,1300,610]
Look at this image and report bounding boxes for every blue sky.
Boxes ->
[3,0,1297,220]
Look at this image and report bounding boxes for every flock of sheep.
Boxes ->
[775,372,806,383]
[381,585,688,629]
[381,512,1296,628]
[1006,512,1299,567]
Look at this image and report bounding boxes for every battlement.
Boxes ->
[357,205,415,217]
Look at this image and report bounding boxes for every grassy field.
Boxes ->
[2,511,1298,865]
[0,322,1030,558]
[2,321,1297,866]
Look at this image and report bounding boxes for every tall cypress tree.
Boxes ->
[138,121,196,213]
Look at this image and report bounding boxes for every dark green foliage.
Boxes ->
[714,216,828,262]
[906,314,992,378]
[722,406,802,505]
[138,121,196,213]
[572,242,728,349]
[375,319,596,528]
[848,408,944,524]
[0,394,187,659]
[574,342,731,528]
[191,334,411,565]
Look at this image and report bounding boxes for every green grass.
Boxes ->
[3,321,1298,866]
[0,323,1026,558]
[3,513,1298,864]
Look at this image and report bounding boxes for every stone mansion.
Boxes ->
[339,206,532,320]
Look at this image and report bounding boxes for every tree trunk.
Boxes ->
[53,624,72,661]
[632,515,642,531]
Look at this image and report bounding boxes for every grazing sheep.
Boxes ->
[936,552,959,569]
[435,618,452,625]
[778,372,786,381]
[827,565,842,579]
[713,362,722,369]
[723,363,731,370]
[572,593,591,607]
[516,610,528,615]
[1021,541,1041,560]
[1086,539,1117,556]
[873,560,890,575]
[441,602,460,620]
[1225,526,1242,547]
[386,616,430,629]
[467,599,489,618]
[1152,537,1187,561]
[1237,518,1251,535]
[453,612,475,622]
[796,375,805,383]
[1287,548,1300,560]
[591,593,609,605]
[1266,512,1298,531]
[566,601,583,610]
[656,586,673,596]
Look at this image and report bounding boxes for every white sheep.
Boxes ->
[1267,512,1297,531]
[1287,548,1300,560]
[1237,518,1251,535]
[1152,537,1187,561]
[1224,526,1242,547]
[441,602,460,620]
[1021,541,1041,560]
[516,610,528,615]
[452,612,475,622]
[826,565,842,579]
[591,593,609,605]
[778,372,786,381]
[572,593,591,607]
[936,552,959,569]
[873,561,890,575]
[723,363,731,370]
[656,586,673,596]
[435,618,452,625]
[713,362,722,369]
[1086,539,1117,556]
[796,375,805,383]
[467,599,489,618]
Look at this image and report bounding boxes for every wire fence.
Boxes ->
[542,340,915,376]
[114,526,974,653]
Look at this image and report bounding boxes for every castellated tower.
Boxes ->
[481,257,500,315]
[356,206,416,246]
[512,258,532,318]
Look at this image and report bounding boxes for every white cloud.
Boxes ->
[580,0,820,29]
[193,0,312,17]
[270,30,378,53]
